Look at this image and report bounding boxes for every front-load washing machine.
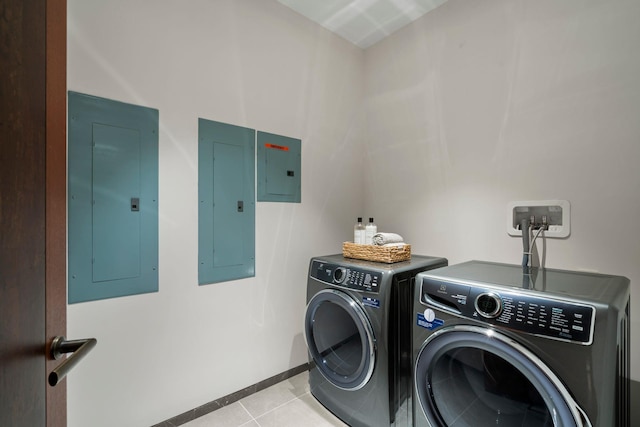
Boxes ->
[412,260,630,427]
[305,254,447,427]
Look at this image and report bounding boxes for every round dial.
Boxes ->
[333,267,347,283]
[475,292,503,318]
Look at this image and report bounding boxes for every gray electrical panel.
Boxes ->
[198,119,255,284]
[68,92,159,303]
[257,131,301,203]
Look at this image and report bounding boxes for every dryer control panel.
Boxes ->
[420,278,596,345]
[311,261,381,294]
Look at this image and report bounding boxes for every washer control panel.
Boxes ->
[311,261,381,294]
[420,278,596,344]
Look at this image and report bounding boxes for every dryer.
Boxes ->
[412,260,630,427]
[305,254,447,427]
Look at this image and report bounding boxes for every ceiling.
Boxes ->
[277,0,448,49]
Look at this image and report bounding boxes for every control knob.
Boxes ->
[475,292,503,318]
[333,267,347,284]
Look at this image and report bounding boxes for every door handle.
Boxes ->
[48,336,97,386]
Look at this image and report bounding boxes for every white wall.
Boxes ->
[364,0,640,380]
[67,1,364,426]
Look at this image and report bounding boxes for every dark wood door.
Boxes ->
[1,0,67,426]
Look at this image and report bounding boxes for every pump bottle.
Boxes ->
[354,217,365,244]
[365,218,377,245]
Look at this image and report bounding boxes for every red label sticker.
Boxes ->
[265,143,289,151]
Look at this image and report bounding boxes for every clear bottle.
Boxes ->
[365,217,377,245]
[354,217,365,244]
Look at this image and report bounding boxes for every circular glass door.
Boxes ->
[415,325,589,427]
[304,289,375,390]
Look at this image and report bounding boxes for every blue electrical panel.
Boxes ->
[257,131,301,203]
[198,119,255,284]
[68,92,159,303]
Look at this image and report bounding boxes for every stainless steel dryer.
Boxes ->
[412,260,630,427]
[305,254,447,427]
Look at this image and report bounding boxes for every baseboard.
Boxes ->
[632,379,640,426]
[151,363,311,427]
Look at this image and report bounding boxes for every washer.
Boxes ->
[305,254,447,427]
[412,260,630,427]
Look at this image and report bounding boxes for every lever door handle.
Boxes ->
[48,336,97,386]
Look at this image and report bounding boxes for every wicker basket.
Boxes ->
[342,242,411,263]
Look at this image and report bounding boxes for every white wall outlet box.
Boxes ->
[507,200,570,238]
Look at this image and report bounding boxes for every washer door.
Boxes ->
[305,289,376,391]
[415,325,591,427]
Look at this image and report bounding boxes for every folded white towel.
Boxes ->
[372,232,404,246]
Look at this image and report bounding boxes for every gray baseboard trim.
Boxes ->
[632,379,640,426]
[151,362,311,427]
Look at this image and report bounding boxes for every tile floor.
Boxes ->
[182,371,347,427]
[178,370,640,426]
